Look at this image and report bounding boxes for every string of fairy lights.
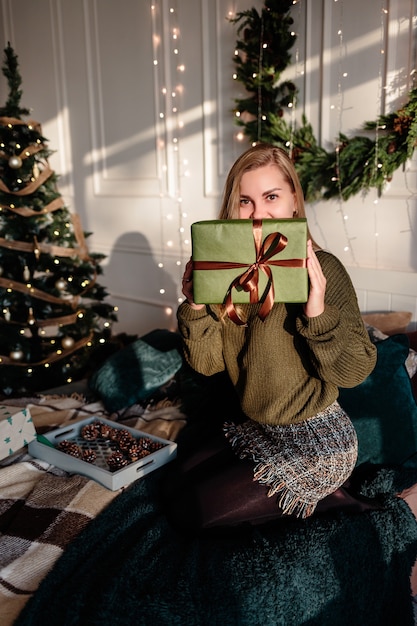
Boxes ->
[150,1,189,311]
[396,6,416,240]
[370,2,390,267]
[288,0,302,161]
[333,0,358,265]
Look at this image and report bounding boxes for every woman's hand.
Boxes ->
[304,240,326,318]
[182,258,205,310]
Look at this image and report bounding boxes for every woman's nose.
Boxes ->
[251,205,268,219]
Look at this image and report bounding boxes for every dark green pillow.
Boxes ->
[338,334,417,468]
[89,337,183,412]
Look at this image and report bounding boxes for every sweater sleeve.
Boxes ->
[176,302,226,375]
[295,251,377,388]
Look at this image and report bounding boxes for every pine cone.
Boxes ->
[118,433,136,452]
[125,442,140,461]
[81,423,99,441]
[106,451,128,472]
[82,448,97,463]
[97,421,113,439]
[58,440,81,457]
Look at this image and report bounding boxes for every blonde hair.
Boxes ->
[213,143,318,321]
[219,143,318,247]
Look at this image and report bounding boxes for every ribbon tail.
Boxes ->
[225,279,248,326]
[258,265,274,321]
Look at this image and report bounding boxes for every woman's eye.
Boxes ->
[239,198,250,205]
[267,194,278,201]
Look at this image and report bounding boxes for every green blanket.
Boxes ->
[15,464,417,626]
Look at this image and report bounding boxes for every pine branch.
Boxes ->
[0,43,30,118]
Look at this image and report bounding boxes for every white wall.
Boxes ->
[0,0,416,337]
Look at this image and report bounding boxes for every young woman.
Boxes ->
[170,143,377,530]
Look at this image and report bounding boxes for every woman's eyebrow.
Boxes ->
[263,187,281,196]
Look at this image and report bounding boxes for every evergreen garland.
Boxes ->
[230,1,417,202]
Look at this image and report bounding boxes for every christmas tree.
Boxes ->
[0,44,118,396]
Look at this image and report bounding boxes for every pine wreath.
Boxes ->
[230,0,417,202]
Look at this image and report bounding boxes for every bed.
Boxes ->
[2,268,417,626]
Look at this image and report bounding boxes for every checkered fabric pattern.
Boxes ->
[0,456,117,625]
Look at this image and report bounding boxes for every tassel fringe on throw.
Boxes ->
[223,402,358,519]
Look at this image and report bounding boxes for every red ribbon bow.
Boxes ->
[193,219,306,325]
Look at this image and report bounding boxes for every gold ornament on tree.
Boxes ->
[9,348,24,361]
[55,278,67,292]
[8,155,22,169]
[61,336,75,350]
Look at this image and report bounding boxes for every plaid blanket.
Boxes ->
[0,455,117,625]
[0,391,186,625]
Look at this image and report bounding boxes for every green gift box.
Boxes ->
[191,219,308,314]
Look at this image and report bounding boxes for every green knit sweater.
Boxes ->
[177,251,377,426]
